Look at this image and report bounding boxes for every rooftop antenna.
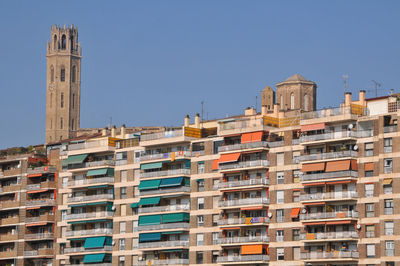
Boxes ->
[255,95,258,112]
[109,117,112,129]
[342,74,349,96]
[372,80,381,97]
[201,101,204,125]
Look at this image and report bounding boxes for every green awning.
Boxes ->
[65,154,88,165]
[159,177,183,188]
[86,168,111,177]
[88,185,109,189]
[162,231,184,235]
[87,201,107,206]
[162,249,184,253]
[139,215,161,226]
[162,213,190,223]
[138,179,161,191]
[140,162,163,170]
[130,203,139,208]
[83,253,106,263]
[68,238,86,241]
[69,203,87,208]
[196,179,204,182]
[139,197,161,206]
[84,236,106,249]
[139,232,162,243]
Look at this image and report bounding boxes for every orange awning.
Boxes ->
[303,221,326,226]
[304,182,326,186]
[325,160,350,172]
[301,123,325,132]
[364,162,374,171]
[26,207,41,210]
[304,202,325,206]
[326,180,353,185]
[27,174,42,178]
[241,244,263,255]
[219,153,241,164]
[291,208,301,218]
[26,222,47,227]
[222,227,240,230]
[241,132,263,144]
[241,206,264,211]
[27,189,48,194]
[212,160,219,170]
[350,159,358,170]
[326,220,352,225]
[383,179,393,185]
[302,162,325,172]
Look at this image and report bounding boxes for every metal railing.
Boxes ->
[295,150,358,163]
[67,177,114,187]
[139,204,190,214]
[217,178,269,189]
[300,191,358,201]
[219,198,269,207]
[384,125,397,133]
[26,199,56,207]
[27,166,57,175]
[356,130,374,138]
[218,217,269,226]
[25,233,54,239]
[217,255,270,263]
[140,168,190,179]
[67,160,115,170]
[300,211,358,221]
[64,246,113,253]
[301,170,358,182]
[139,186,190,196]
[141,130,183,141]
[138,222,189,231]
[301,251,359,260]
[65,228,113,237]
[140,151,191,162]
[218,236,269,244]
[139,240,189,249]
[219,160,270,170]
[67,194,114,203]
[384,208,394,215]
[300,131,357,143]
[269,141,284,148]
[66,211,114,220]
[300,231,359,240]
[301,106,357,120]
[218,141,269,153]
[137,259,189,266]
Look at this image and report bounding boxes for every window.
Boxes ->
[120,187,127,199]
[119,239,125,250]
[366,203,374,217]
[365,170,374,177]
[366,244,375,257]
[277,248,284,260]
[196,252,203,264]
[292,229,300,241]
[212,251,219,263]
[386,262,395,266]
[213,214,218,226]
[50,66,54,83]
[198,162,205,174]
[118,256,125,266]
[120,222,126,234]
[385,199,394,215]
[304,94,309,111]
[276,209,284,222]
[292,190,300,202]
[277,190,284,204]
[293,247,300,260]
[290,93,295,109]
[280,95,284,108]
[384,138,392,153]
[277,171,284,184]
[366,225,375,238]
[197,215,204,227]
[212,232,219,245]
[71,119,74,130]
[276,230,284,242]
[386,240,394,256]
[120,204,126,216]
[61,34,66,49]
[72,93,75,109]
[60,92,64,108]
[365,183,374,197]
[120,170,127,182]
[384,183,393,194]
[293,170,300,183]
[72,65,76,83]
[197,234,204,246]
[277,153,284,166]
[132,221,138,232]
[60,67,65,82]
[384,158,393,174]
[365,142,374,156]
[60,118,63,129]
[198,197,204,209]
[385,221,394,235]
[197,179,204,192]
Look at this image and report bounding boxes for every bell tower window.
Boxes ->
[61,35,66,50]
[72,66,76,83]
[290,93,295,109]
[304,94,309,111]
[60,68,65,82]
[50,66,54,83]
[53,35,58,50]
[61,93,64,108]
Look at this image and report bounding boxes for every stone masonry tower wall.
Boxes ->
[45,25,81,143]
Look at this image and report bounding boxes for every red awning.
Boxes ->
[212,160,219,170]
[364,162,374,171]
[291,208,301,218]
[222,227,240,230]
[303,202,325,206]
[325,160,350,172]
[219,153,241,164]
[241,206,264,211]
[26,222,47,227]
[27,174,42,178]
[301,123,325,132]
[302,162,325,172]
[27,189,48,194]
[326,180,353,185]
[241,132,263,144]
[26,207,41,210]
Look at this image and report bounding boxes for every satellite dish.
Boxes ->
[112,241,115,246]
[353,145,358,151]
[268,212,273,218]
[356,224,361,229]
[348,124,354,129]
[111,206,116,211]
[302,208,307,214]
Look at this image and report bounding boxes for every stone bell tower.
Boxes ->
[45,25,81,143]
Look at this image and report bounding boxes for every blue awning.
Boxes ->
[139,232,162,243]
[83,253,106,263]
[159,177,183,188]
[140,162,163,170]
[84,237,106,249]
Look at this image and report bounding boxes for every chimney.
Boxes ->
[184,115,190,127]
[102,127,108,136]
[245,107,256,116]
[345,92,352,107]
[121,124,126,137]
[359,90,366,105]
[195,113,200,128]
[111,126,116,137]
[261,106,268,116]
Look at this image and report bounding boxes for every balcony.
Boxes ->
[219,160,270,171]
[140,151,192,162]
[138,222,189,232]
[66,211,114,221]
[218,236,269,245]
[140,169,190,179]
[24,248,53,257]
[141,129,183,141]
[300,191,358,202]
[218,217,269,226]
[65,228,113,237]
[26,199,56,207]
[295,151,358,163]
[139,204,190,214]
[0,184,22,193]
[219,118,265,135]
[301,106,361,120]
[27,181,56,191]
[219,198,269,208]
[300,231,359,241]
[0,250,17,258]
[67,160,115,170]
[25,233,54,240]
[300,251,359,260]
[0,216,19,225]
[0,234,18,241]
[139,186,190,196]
[137,259,189,266]
[67,177,114,187]
[27,166,57,175]
[25,215,55,223]
[0,201,19,209]
[384,125,397,133]
[301,170,358,182]
[64,246,113,253]
[138,240,189,249]
[300,131,357,144]
[217,179,269,190]
[300,211,358,221]
[217,255,269,263]
[2,168,22,177]
[68,139,115,151]
[67,194,114,203]
[218,142,269,153]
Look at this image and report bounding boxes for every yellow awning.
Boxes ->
[383,179,392,185]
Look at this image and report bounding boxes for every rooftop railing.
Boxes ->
[141,130,183,141]
[219,118,264,131]
[68,139,113,151]
[301,106,360,120]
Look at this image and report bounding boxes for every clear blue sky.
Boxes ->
[0,1,399,149]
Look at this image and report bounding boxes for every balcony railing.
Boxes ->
[65,228,113,237]
[301,106,359,120]
[138,222,189,231]
[384,208,394,215]
[300,131,357,143]
[26,199,56,207]
[140,151,191,162]
[219,160,270,171]
[301,170,358,182]
[219,198,269,208]
[27,166,57,175]
[27,181,56,191]
[67,139,113,151]
[137,259,189,266]
[67,177,114,187]
[25,215,54,223]
[0,217,19,225]
[384,125,397,133]
[140,169,190,179]
[24,248,53,257]
[218,141,269,153]
[25,233,54,239]
[64,246,113,253]
[217,255,270,263]
[300,191,358,201]
[139,204,190,214]
[66,211,114,221]
[295,150,358,163]
[139,240,189,249]
[300,211,358,221]
[139,186,191,196]
[268,141,284,148]
[67,194,114,203]
[0,184,21,193]
[217,178,269,189]
[141,130,183,141]
[218,217,269,226]
[67,160,115,170]
[300,251,359,260]
[300,231,359,240]
[218,235,269,244]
